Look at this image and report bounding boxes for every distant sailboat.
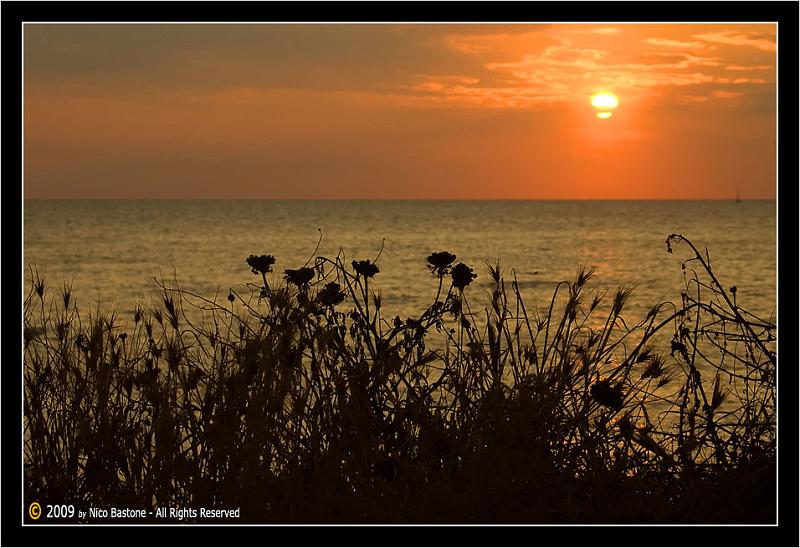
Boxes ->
[735,181,741,203]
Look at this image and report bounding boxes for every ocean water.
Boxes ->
[23,200,777,325]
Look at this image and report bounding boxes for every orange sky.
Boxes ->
[24,23,776,199]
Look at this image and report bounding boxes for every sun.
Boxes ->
[591,93,619,109]
[590,92,619,120]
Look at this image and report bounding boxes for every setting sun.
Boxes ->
[590,93,619,109]
[591,92,619,120]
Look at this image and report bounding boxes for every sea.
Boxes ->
[23,200,777,327]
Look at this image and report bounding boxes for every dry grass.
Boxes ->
[23,234,775,523]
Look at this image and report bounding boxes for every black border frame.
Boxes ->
[2,2,797,546]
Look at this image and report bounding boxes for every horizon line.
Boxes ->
[22,197,776,202]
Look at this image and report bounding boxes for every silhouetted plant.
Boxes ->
[427,251,457,277]
[23,235,775,524]
[283,267,315,289]
[590,379,624,411]
[451,262,477,290]
[246,254,275,275]
[351,259,380,279]
[317,282,346,308]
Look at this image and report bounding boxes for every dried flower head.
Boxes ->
[284,267,315,288]
[451,262,477,290]
[246,254,276,275]
[352,260,380,279]
[590,379,624,411]
[317,282,346,307]
[427,251,457,277]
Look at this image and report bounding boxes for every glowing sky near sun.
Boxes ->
[24,23,776,199]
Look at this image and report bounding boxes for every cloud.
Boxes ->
[482,45,723,95]
[568,27,622,35]
[405,26,775,110]
[408,75,565,109]
[693,31,776,52]
[411,74,480,92]
[712,90,744,99]
[406,46,725,109]
[441,30,547,56]
[714,76,768,85]
[645,38,706,49]
[724,64,773,72]
[585,27,621,35]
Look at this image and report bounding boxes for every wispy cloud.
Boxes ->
[485,44,722,87]
[645,38,706,49]
[405,26,775,110]
[724,64,774,72]
[568,26,622,35]
[409,44,723,108]
[714,76,768,85]
[693,31,776,52]
[442,30,544,56]
[412,75,480,91]
[408,75,566,109]
[712,90,744,99]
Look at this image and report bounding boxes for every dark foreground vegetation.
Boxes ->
[23,235,776,524]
